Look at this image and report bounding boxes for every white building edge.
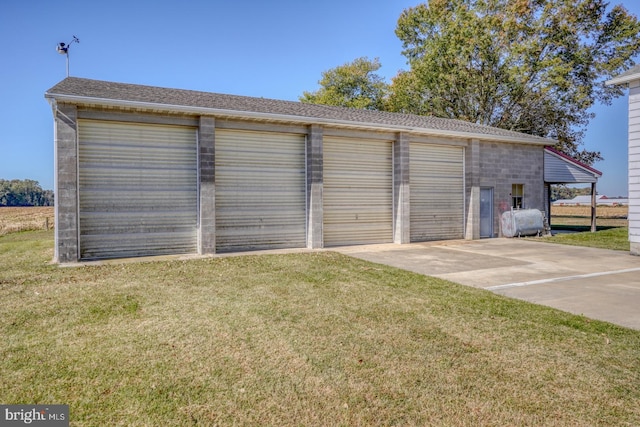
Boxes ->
[607,65,640,255]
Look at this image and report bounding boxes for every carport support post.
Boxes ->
[394,132,410,244]
[198,116,216,254]
[52,102,79,263]
[591,182,597,233]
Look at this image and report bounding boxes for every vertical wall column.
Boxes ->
[53,103,79,263]
[198,116,216,254]
[393,132,410,244]
[465,139,480,240]
[306,125,324,248]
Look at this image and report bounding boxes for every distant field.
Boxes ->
[550,205,628,227]
[0,206,54,236]
[551,205,628,218]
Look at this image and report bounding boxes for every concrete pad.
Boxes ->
[335,239,640,330]
[492,271,640,330]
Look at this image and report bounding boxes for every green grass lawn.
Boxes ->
[540,227,630,251]
[2,231,640,426]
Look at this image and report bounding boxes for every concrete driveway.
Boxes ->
[334,239,640,330]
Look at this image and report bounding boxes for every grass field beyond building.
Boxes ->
[550,204,628,228]
[1,228,639,425]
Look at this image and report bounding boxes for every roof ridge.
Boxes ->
[46,77,553,145]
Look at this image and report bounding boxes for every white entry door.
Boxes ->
[480,187,494,238]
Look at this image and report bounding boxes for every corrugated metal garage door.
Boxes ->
[215,129,306,252]
[410,143,464,241]
[78,120,197,259]
[324,137,393,246]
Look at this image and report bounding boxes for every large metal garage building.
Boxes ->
[46,77,551,263]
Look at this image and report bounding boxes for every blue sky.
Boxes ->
[1,0,638,197]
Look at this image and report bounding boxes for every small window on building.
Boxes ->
[512,184,524,209]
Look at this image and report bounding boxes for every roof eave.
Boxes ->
[44,92,552,146]
[606,73,640,86]
[544,147,603,178]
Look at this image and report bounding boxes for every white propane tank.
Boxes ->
[501,209,544,237]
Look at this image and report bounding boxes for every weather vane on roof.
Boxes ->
[56,35,80,77]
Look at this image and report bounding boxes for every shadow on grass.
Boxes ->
[550,225,621,232]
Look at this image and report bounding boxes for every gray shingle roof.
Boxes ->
[46,77,551,144]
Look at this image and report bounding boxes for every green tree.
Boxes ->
[550,184,593,201]
[389,0,640,164]
[300,57,389,110]
[0,179,54,206]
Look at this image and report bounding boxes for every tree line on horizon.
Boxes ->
[300,0,640,167]
[0,179,54,207]
[550,185,593,202]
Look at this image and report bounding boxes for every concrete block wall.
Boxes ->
[306,125,324,249]
[198,116,216,254]
[51,102,548,262]
[393,132,410,244]
[465,139,480,239]
[53,103,79,263]
[477,141,545,236]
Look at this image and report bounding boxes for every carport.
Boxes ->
[544,146,603,231]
